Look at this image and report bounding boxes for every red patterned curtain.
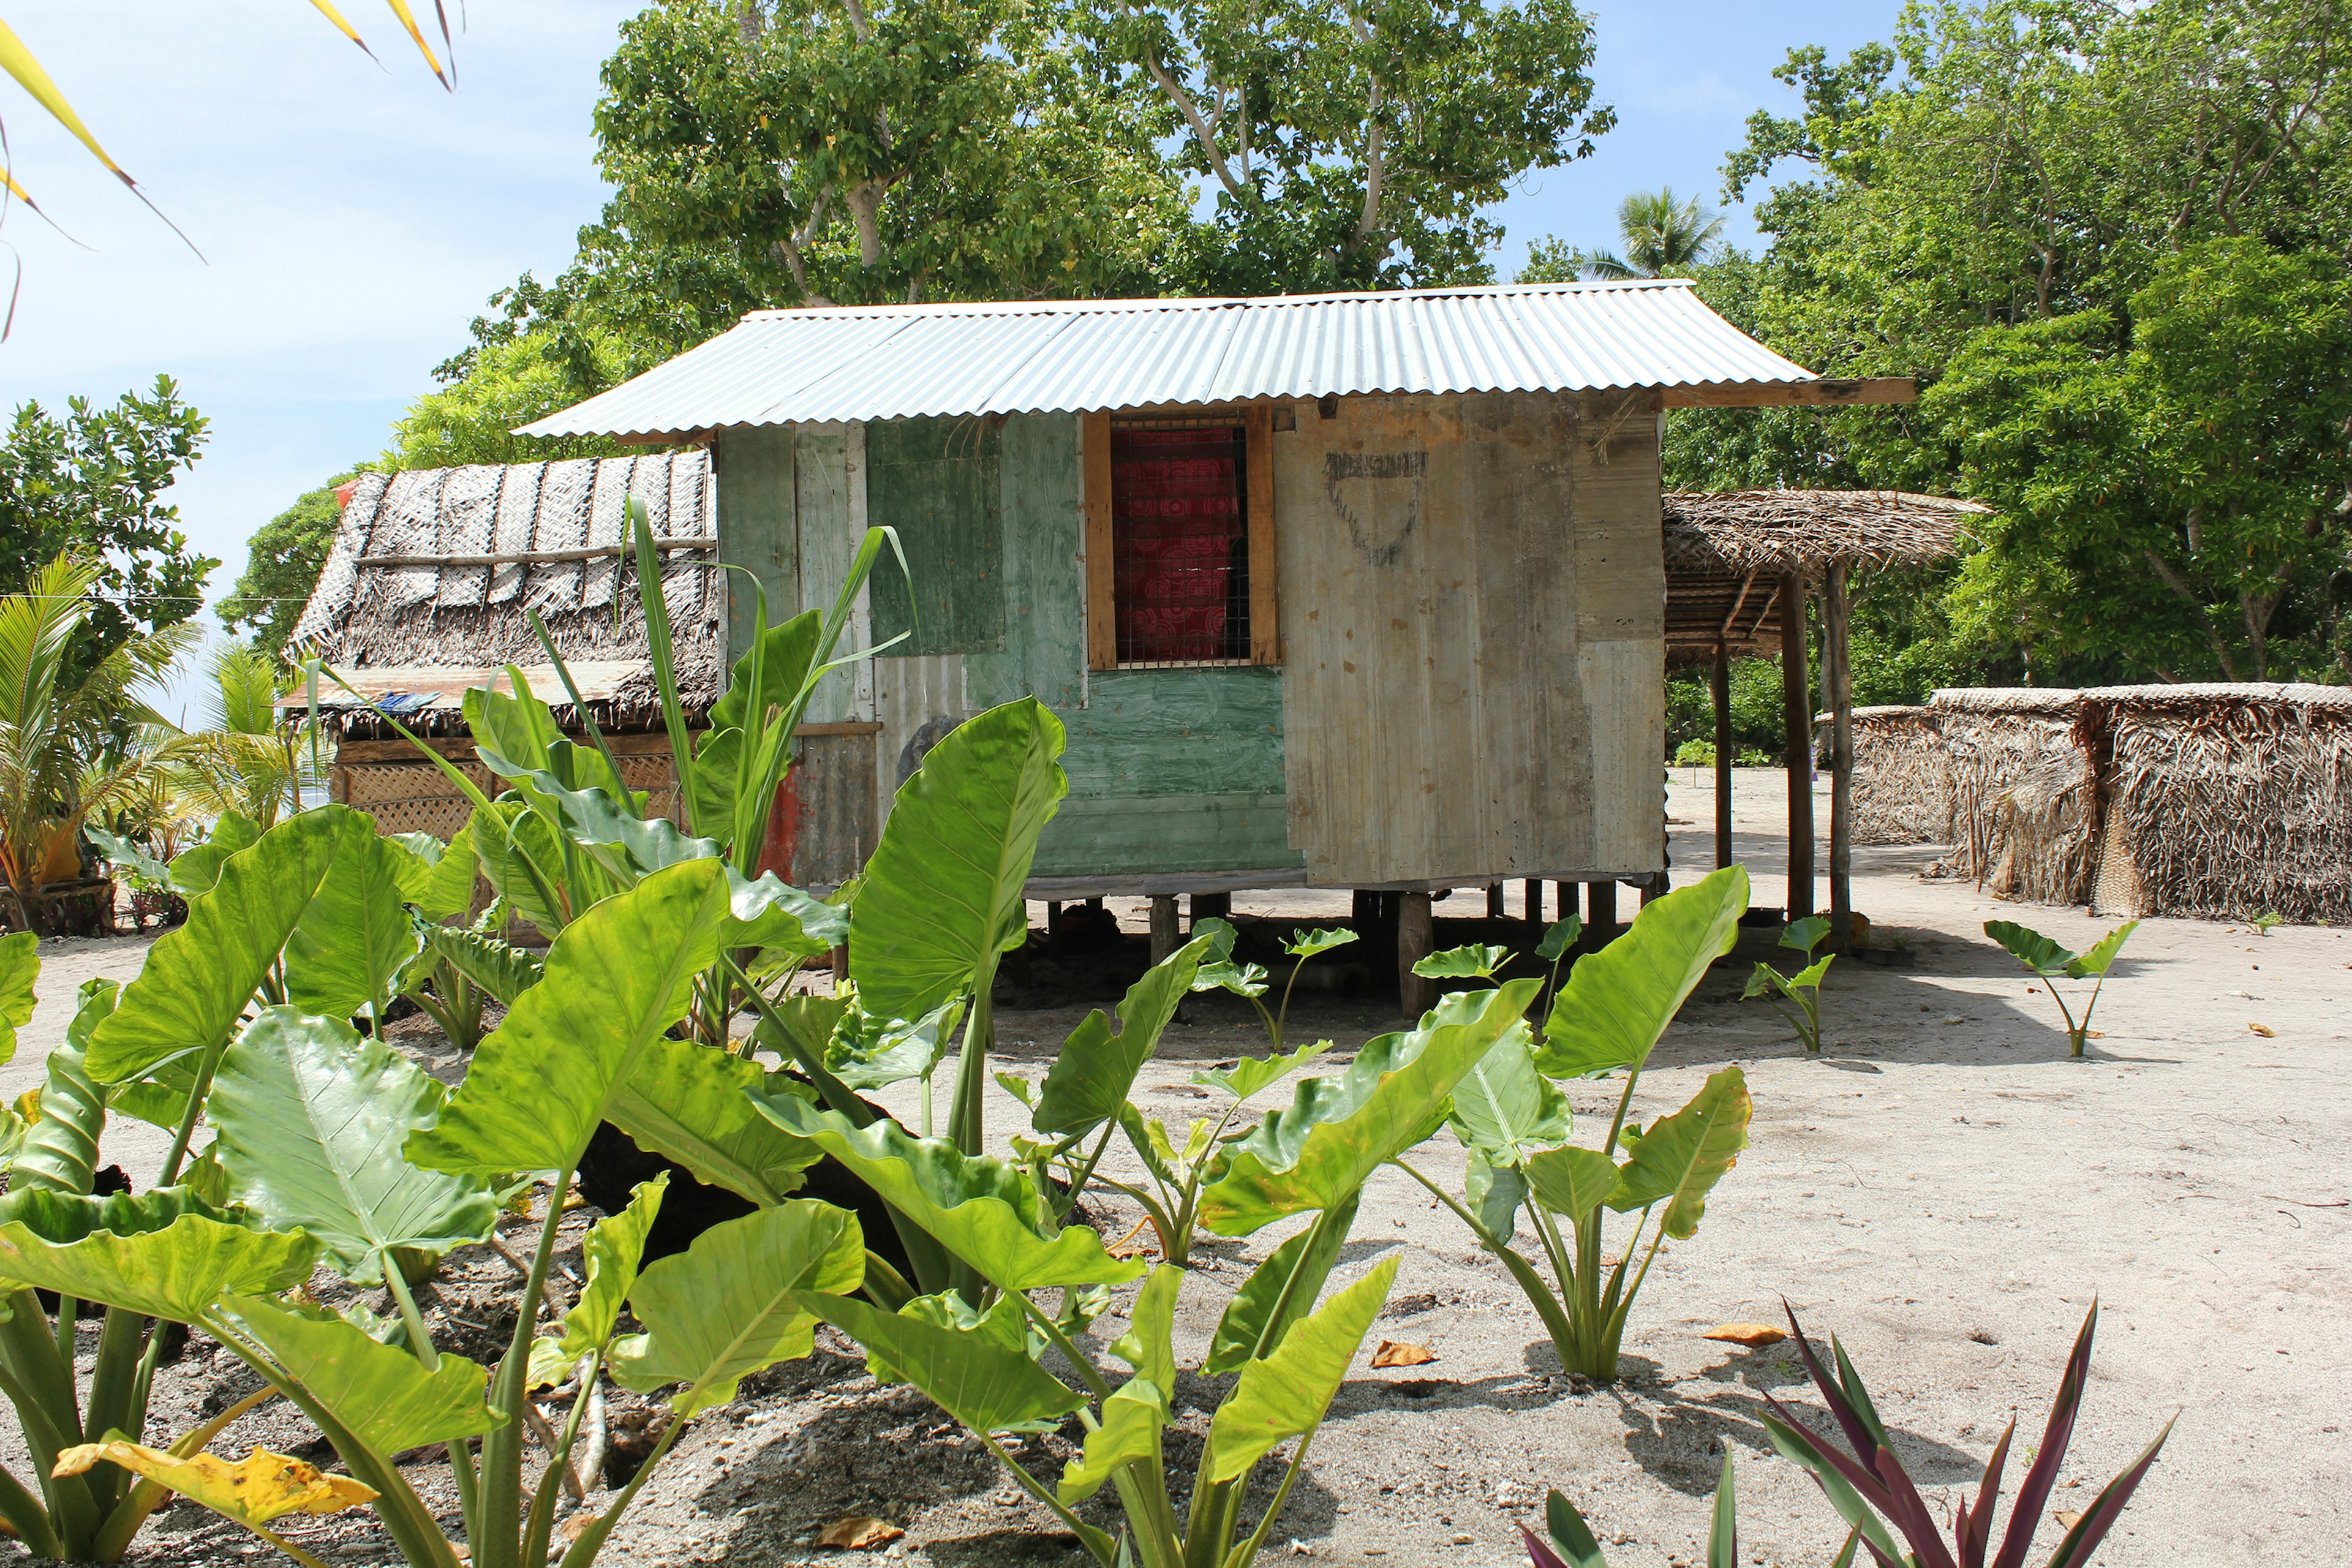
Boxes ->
[1111,426,1248,663]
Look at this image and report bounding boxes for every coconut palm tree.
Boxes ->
[1520,186,1727,282]
[0,553,195,930]
[164,643,328,829]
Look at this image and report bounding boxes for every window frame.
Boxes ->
[1084,404,1279,673]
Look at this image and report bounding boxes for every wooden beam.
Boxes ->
[1245,402,1280,665]
[1717,567,1760,638]
[1083,410,1117,671]
[1660,377,1917,410]
[1149,895,1182,965]
[1398,891,1435,1019]
[1825,561,1855,954]
[1585,880,1618,943]
[1713,639,1733,870]
[355,538,715,569]
[1781,571,1815,922]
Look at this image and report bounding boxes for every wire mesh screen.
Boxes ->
[1111,424,1251,666]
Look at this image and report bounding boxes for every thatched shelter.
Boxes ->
[1660,489,1981,944]
[1849,706,1948,844]
[287,453,722,840]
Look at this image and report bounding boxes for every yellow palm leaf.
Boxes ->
[52,1441,375,1528]
[0,14,129,180]
[378,0,450,88]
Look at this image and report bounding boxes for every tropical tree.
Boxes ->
[1520,186,1725,282]
[217,476,355,660]
[164,644,328,829]
[0,554,192,930]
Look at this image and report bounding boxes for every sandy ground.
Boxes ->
[4,769,2346,1567]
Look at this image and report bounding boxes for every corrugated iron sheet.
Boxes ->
[519,281,1819,439]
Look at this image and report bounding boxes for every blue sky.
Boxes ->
[1,0,1902,716]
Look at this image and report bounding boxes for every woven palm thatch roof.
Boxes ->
[290,453,721,736]
[1662,490,1982,663]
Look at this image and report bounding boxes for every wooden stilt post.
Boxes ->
[1825,560,1855,953]
[1398,892,1435,1018]
[1044,900,1063,938]
[1553,883,1574,929]
[1352,889,1379,931]
[1487,883,1504,918]
[1189,892,1231,927]
[1585,879,1617,943]
[1522,879,1542,924]
[1713,638,1734,869]
[1149,895,1181,965]
[1781,571,1815,922]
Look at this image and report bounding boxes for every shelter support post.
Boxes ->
[1825,562,1854,952]
[1585,880,1617,944]
[1522,880,1542,924]
[1487,884,1504,918]
[1553,883,1574,930]
[1189,892,1230,927]
[1781,571,1815,922]
[1149,896,1181,965]
[1398,892,1435,1019]
[1712,639,1733,869]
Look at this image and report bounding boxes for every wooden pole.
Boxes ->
[1487,883,1504,918]
[1825,561,1855,953]
[1781,571,1814,921]
[1522,879,1542,924]
[1189,891,1231,927]
[1712,639,1733,869]
[1553,882,1574,929]
[1585,880,1617,943]
[1149,895,1181,965]
[1398,892,1436,1018]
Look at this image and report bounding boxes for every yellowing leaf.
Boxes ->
[52,1442,374,1526]
[2248,1022,2275,1038]
[818,1515,905,1549]
[1368,1339,1434,1368]
[1702,1323,1786,1348]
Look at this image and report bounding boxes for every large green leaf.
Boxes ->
[608,1200,864,1415]
[478,742,724,884]
[1203,1254,1395,1484]
[462,671,565,783]
[1464,1152,1526,1242]
[1199,982,1540,1237]
[0,1206,316,1322]
[606,1039,823,1206]
[823,1000,960,1093]
[1604,1068,1751,1238]
[420,924,542,1006]
[1535,866,1748,1080]
[388,821,481,922]
[1447,1025,1569,1165]
[849,699,1067,1024]
[284,828,426,1020]
[557,1173,666,1356]
[745,1096,1142,1291]
[7,995,106,1196]
[1983,919,2074,976]
[88,807,372,1084]
[222,1295,502,1454]
[2068,921,2138,978]
[819,1294,1087,1434]
[1202,1194,1360,1375]
[1522,1145,1623,1224]
[723,868,848,955]
[166,811,260,897]
[1412,943,1511,979]
[1191,1038,1331,1102]
[211,1008,500,1284]
[468,802,572,936]
[405,859,735,1177]
[1032,938,1210,1136]
[0,929,36,1065]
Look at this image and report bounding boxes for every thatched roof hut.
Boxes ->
[291,452,721,738]
[1849,706,1948,845]
[1856,683,2352,925]
[1662,490,1983,664]
[286,453,719,839]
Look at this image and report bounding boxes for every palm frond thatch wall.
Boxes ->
[1849,706,1950,845]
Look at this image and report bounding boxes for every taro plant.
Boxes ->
[1393,866,1752,1382]
[750,981,1537,1568]
[1984,918,2138,1057]
[1529,1455,1746,1568]
[1760,1300,2173,1568]
[0,852,868,1568]
[1743,915,1833,1054]
[1193,921,1359,1054]
[2249,910,2284,937]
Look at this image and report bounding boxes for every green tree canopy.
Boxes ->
[218,475,354,659]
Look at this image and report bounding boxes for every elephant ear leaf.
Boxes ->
[1199,981,1541,1237]
[607,1200,864,1415]
[411,820,483,923]
[1033,937,1209,1137]
[52,1442,375,1527]
[1523,1145,1623,1224]
[849,698,1067,1025]
[222,1295,500,1453]
[211,1008,500,1284]
[0,929,36,1066]
[2066,921,2138,978]
[1202,1195,1359,1374]
[1604,1067,1751,1238]
[1983,919,2076,978]
[88,807,374,1084]
[285,830,426,1019]
[421,924,542,1006]
[1061,1268,1177,1506]
[167,810,260,897]
[7,987,108,1196]
[556,1173,666,1357]
[819,1294,1087,1436]
[607,1040,823,1207]
[0,1198,317,1322]
[1448,1025,1568,1166]
[1536,865,1748,1080]
[406,859,736,1178]
[1191,1037,1330,1102]
[1204,1254,1396,1485]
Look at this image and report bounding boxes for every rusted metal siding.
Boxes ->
[1276,389,1663,886]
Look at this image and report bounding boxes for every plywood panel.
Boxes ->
[1277,390,1661,885]
[715,427,796,664]
[791,729,880,887]
[791,422,874,726]
[970,412,1085,712]
[867,416,1005,655]
[1033,791,1297,877]
[873,654,971,799]
[1058,667,1285,799]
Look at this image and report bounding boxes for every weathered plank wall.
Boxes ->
[1275,390,1662,885]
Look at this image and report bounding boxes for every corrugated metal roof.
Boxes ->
[519,280,1820,438]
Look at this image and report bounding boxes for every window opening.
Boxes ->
[1110,424,1251,666]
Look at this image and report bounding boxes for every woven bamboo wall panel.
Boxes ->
[337,755,682,842]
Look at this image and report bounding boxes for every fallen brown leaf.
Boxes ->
[2052,1510,2082,1530]
[1369,1340,1436,1368]
[1703,1323,1788,1348]
[2248,1022,2277,1037]
[820,1517,905,1550]
[559,1513,597,1545]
